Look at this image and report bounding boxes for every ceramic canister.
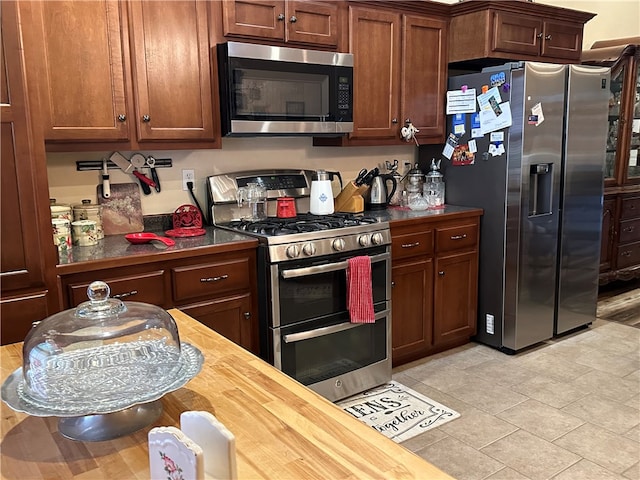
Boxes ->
[72,199,104,239]
[50,200,72,223]
[71,220,98,247]
[52,218,72,251]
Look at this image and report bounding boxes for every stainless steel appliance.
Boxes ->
[420,62,610,353]
[207,170,391,401]
[216,42,354,136]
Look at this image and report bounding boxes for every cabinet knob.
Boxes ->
[244,312,251,320]
[545,34,552,41]
[289,15,297,23]
[391,118,398,124]
[142,115,151,122]
[277,13,285,21]
[438,271,445,276]
[117,114,127,122]
[536,32,543,39]
[391,281,395,287]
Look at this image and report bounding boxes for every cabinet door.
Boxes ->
[128,1,215,141]
[401,15,446,141]
[349,7,400,139]
[491,11,542,57]
[1,0,58,344]
[540,20,582,61]
[179,293,258,354]
[600,196,616,273]
[21,0,129,142]
[285,1,338,47]
[222,0,286,40]
[434,251,478,346]
[391,258,433,366]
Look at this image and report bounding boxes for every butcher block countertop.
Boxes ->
[0,309,453,480]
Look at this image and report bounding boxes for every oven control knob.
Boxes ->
[358,234,371,247]
[286,245,301,259]
[371,232,385,245]
[332,238,346,251]
[302,242,316,256]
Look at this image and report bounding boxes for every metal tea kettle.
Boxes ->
[368,173,397,210]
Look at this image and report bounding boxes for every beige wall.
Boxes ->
[47,0,639,216]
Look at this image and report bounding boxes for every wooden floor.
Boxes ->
[597,278,640,328]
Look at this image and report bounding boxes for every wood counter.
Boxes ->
[0,309,453,479]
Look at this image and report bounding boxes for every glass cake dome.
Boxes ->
[2,281,203,441]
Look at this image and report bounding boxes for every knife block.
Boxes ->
[335,181,368,213]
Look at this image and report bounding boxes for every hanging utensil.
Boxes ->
[101,158,110,198]
[130,153,154,195]
[146,155,161,192]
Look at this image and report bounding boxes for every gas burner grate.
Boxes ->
[227,213,380,236]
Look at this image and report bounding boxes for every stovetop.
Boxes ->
[226,213,380,236]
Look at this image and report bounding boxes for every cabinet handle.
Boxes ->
[200,274,229,283]
[450,234,467,240]
[277,13,285,21]
[113,290,138,299]
[243,312,251,320]
[536,32,543,39]
[391,118,398,124]
[545,34,552,40]
[117,114,127,122]
[621,251,632,257]
[142,115,151,122]
[401,242,420,248]
[623,226,635,233]
[438,271,445,276]
[289,15,297,23]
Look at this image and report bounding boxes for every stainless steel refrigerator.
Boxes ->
[421,62,610,353]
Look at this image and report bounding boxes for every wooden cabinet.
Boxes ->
[221,0,340,48]
[584,38,640,284]
[1,1,60,345]
[449,1,594,66]
[314,2,448,147]
[390,211,481,366]
[19,0,218,151]
[58,249,260,355]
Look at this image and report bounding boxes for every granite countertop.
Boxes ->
[56,227,258,273]
[366,204,484,223]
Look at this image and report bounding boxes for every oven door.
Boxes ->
[273,307,391,402]
[271,247,390,328]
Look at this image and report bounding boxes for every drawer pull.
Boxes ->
[113,290,138,299]
[623,226,635,233]
[438,271,445,276]
[401,242,420,248]
[243,312,251,320]
[621,251,632,257]
[450,234,467,240]
[200,274,229,283]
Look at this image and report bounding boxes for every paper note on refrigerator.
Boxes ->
[446,89,477,114]
[480,101,512,134]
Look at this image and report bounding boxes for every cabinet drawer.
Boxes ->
[435,224,478,253]
[391,230,433,261]
[172,258,250,302]
[619,218,640,243]
[621,197,640,220]
[67,271,167,307]
[616,241,640,269]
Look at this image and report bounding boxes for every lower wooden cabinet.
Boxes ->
[390,210,481,367]
[600,192,640,284]
[58,248,259,355]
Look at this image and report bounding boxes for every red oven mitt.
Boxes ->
[346,256,375,323]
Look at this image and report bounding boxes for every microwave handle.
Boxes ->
[283,310,388,344]
[280,252,389,279]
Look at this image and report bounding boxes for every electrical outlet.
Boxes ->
[182,169,195,191]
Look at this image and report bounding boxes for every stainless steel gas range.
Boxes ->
[207,169,392,402]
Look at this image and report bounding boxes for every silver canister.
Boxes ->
[52,218,72,251]
[72,200,104,239]
[71,220,98,247]
[50,199,72,223]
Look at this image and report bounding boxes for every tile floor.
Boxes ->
[392,319,640,480]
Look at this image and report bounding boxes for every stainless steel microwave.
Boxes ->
[217,42,353,136]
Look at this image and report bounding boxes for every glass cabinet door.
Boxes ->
[627,62,640,182]
[606,65,625,182]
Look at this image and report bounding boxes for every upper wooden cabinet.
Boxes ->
[1,0,59,345]
[449,1,594,66]
[19,0,219,150]
[221,0,340,48]
[315,2,447,147]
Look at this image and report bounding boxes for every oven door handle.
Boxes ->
[283,310,388,344]
[280,252,390,279]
